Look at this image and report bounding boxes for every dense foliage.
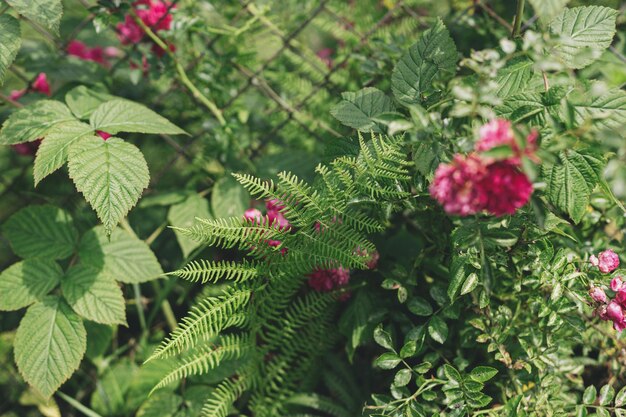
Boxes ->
[1,0,626,416]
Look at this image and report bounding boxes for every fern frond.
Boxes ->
[167,259,259,284]
[151,333,252,393]
[177,216,287,250]
[148,289,251,361]
[201,376,250,417]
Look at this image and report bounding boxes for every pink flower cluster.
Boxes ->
[243,199,292,256]
[117,0,175,56]
[588,250,623,331]
[67,40,120,66]
[590,249,620,274]
[430,119,536,217]
[592,277,626,331]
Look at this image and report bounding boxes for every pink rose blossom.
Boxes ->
[117,1,174,45]
[267,210,291,230]
[612,277,624,292]
[478,161,533,216]
[597,250,620,274]
[476,119,515,153]
[590,255,599,267]
[476,119,539,164]
[589,287,607,303]
[429,154,488,216]
[606,301,623,322]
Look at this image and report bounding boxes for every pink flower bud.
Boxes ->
[97,131,112,140]
[589,287,607,303]
[598,250,620,274]
[606,301,624,323]
[590,255,599,266]
[611,277,623,292]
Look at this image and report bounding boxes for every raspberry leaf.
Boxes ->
[14,296,86,398]
[68,136,149,234]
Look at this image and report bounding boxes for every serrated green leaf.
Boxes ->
[330,87,395,132]
[496,92,548,124]
[546,150,605,223]
[3,205,77,260]
[65,86,117,120]
[0,260,62,311]
[89,100,187,135]
[407,296,432,316]
[550,6,618,69]
[583,385,597,404]
[0,15,21,86]
[68,136,150,234]
[78,226,163,284]
[570,88,626,132]
[391,18,457,104]
[495,57,534,98]
[428,316,448,344]
[469,366,498,382]
[168,193,211,258]
[14,296,86,398]
[374,352,401,369]
[211,176,249,219]
[85,322,113,360]
[7,0,63,35]
[62,264,126,325]
[529,0,570,24]
[0,100,75,145]
[33,121,95,185]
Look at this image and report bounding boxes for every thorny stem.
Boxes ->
[512,0,525,38]
[130,11,227,126]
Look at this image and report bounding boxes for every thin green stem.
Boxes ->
[132,283,148,335]
[130,11,226,126]
[57,392,103,417]
[512,0,526,38]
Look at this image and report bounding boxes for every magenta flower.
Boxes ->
[32,73,51,96]
[476,119,515,153]
[612,277,624,292]
[479,161,533,216]
[117,1,174,46]
[598,250,620,274]
[589,287,607,303]
[429,154,488,216]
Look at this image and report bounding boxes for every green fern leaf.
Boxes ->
[168,259,258,284]
[148,290,251,361]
